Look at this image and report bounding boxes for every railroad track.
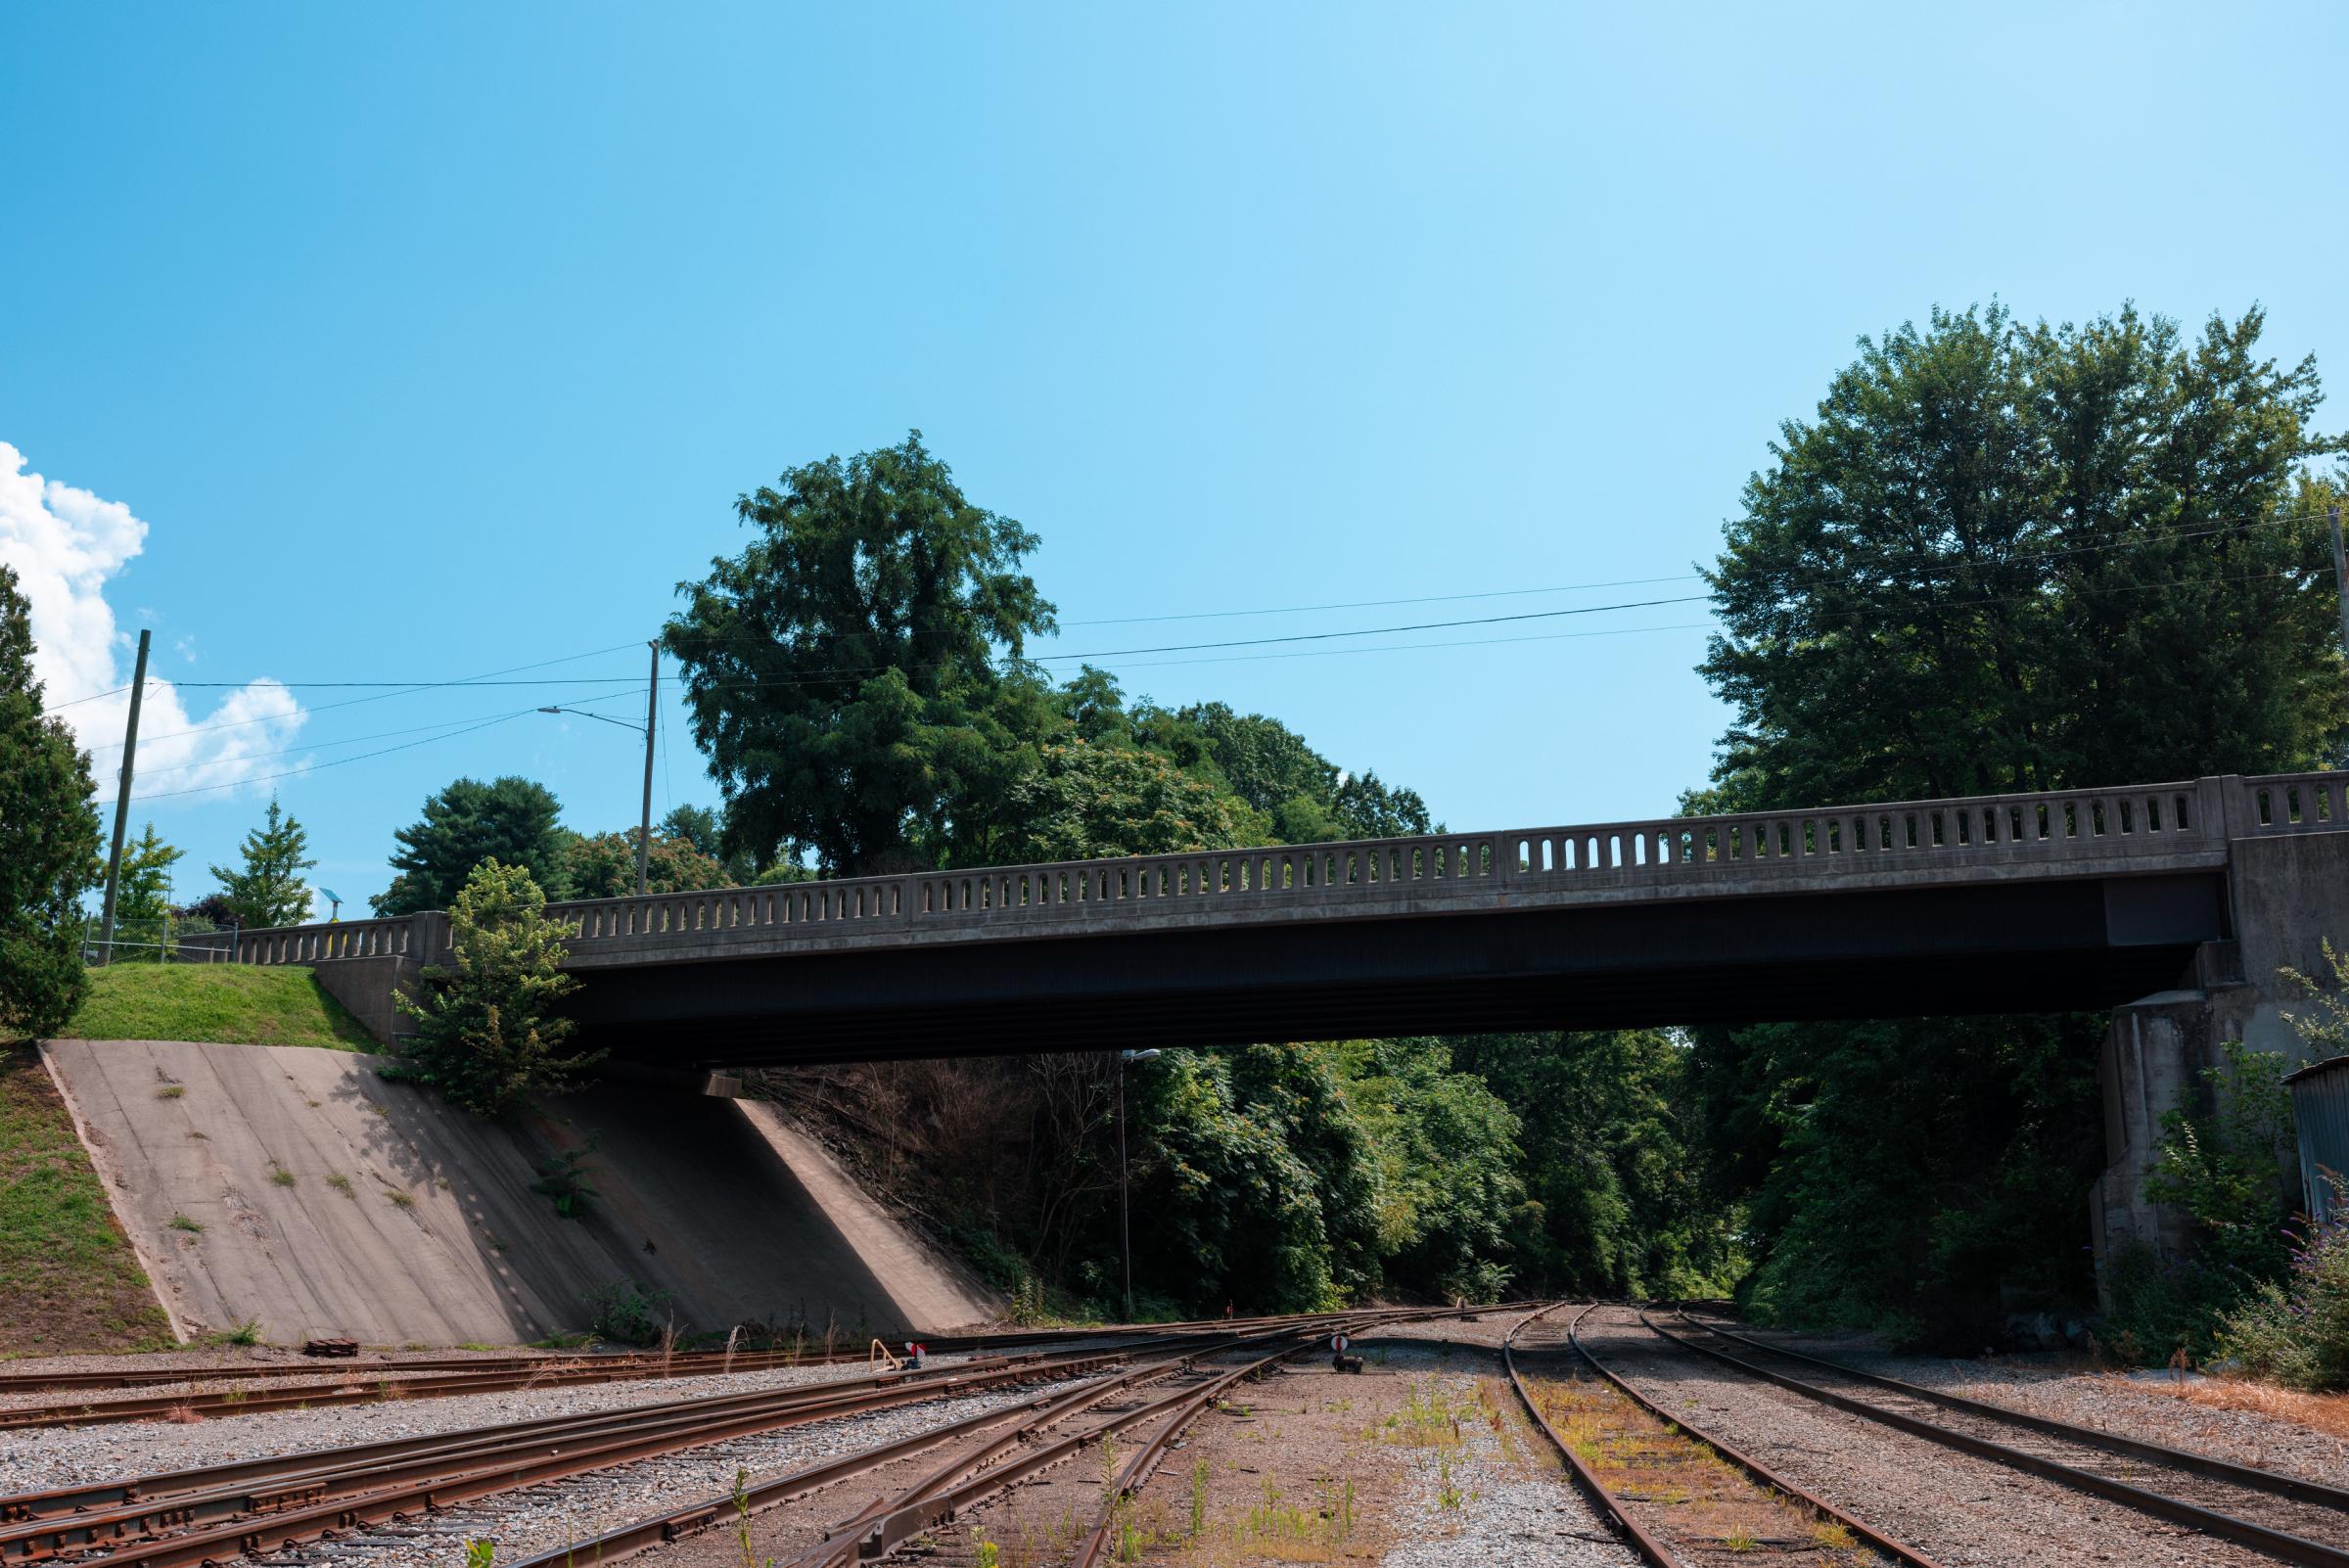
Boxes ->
[503,1303,1507,1568]
[0,1314,1338,1429]
[0,1308,1483,1567]
[1644,1308,2349,1568]
[1502,1302,1940,1568]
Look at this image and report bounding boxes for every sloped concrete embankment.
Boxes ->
[40,1039,999,1346]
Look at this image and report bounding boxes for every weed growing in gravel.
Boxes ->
[1724,1526,1758,1551]
[971,1537,998,1568]
[1813,1521,1856,1550]
[465,1542,494,1568]
[1386,1379,1463,1448]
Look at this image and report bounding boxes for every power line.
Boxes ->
[83,640,649,754]
[126,709,539,804]
[44,681,132,711]
[1059,574,1704,627]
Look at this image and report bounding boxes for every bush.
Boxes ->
[2215,1180,2349,1391]
[586,1280,674,1347]
[389,859,602,1119]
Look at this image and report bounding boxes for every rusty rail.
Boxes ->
[1647,1312,2349,1568]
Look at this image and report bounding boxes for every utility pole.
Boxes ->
[636,640,658,897]
[96,629,152,961]
[2330,507,2349,685]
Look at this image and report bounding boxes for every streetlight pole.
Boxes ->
[537,679,655,896]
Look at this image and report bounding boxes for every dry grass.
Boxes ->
[2141,1376,2349,1442]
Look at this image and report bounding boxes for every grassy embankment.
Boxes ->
[60,964,377,1049]
[0,1048,175,1354]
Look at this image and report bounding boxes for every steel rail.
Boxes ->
[797,1311,1442,1568]
[0,1357,1078,1558]
[0,1347,926,1430]
[0,1312,1396,1418]
[504,1304,1496,1568]
[1678,1309,2349,1512]
[1560,1306,1946,1568]
[0,1357,1025,1524]
[1644,1312,2349,1568]
[1500,1303,1683,1567]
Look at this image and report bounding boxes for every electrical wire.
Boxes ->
[82,640,651,754]
[126,709,540,804]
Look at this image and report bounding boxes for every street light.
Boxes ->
[538,643,659,897]
[1115,1047,1162,1323]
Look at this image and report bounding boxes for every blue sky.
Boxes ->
[4,4,2343,916]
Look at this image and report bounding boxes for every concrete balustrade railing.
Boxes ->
[225,771,2343,967]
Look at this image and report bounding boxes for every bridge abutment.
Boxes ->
[2090,830,2349,1310]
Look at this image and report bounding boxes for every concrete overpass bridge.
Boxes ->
[235,768,2349,1296]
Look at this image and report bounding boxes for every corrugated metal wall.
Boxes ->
[2288,1055,2349,1224]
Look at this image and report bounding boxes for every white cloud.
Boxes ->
[0,441,309,804]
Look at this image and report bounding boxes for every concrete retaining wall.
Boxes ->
[41,1039,999,1347]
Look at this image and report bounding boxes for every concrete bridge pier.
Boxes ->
[2091,830,2349,1310]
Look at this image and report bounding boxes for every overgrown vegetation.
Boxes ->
[0,1047,173,1354]
[60,964,376,1048]
[389,859,600,1119]
[586,1279,674,1346]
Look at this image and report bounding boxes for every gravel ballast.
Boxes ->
[0,1354,983,1498]
[1581,1306,2285,1568]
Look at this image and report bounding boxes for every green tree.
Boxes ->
[114,822,183,923]
[998,741,1268,861]
[207,799,315,929]
[391,859,600,1119]
[374,776,569,915]
[1137,702,1435,843]
[1688,301,2345,1343]
[1701,303,2344,807]
[562,828,728,899]
[1450,1031,1741,1302]
[1338,1038,1527,1301]
[665,432,1057,876]
[0,565,100,1038]
[661,804,763,884]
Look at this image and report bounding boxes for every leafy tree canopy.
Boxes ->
[561,828,728,899]
[1700,302,2346,808]
[391,859,600,1119]
[0,564,99,1038]
[374,776,570,915]
[208,799,315,929]
[665,432,1057,877]
[998,741,1269,861]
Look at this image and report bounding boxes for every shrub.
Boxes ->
[389,859,602,1119]
[2215,1178,2349,1391]
[530,1139,601,1219]
[586,1280,674,1347]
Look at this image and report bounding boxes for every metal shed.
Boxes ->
[2286,1053,2349,1224]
